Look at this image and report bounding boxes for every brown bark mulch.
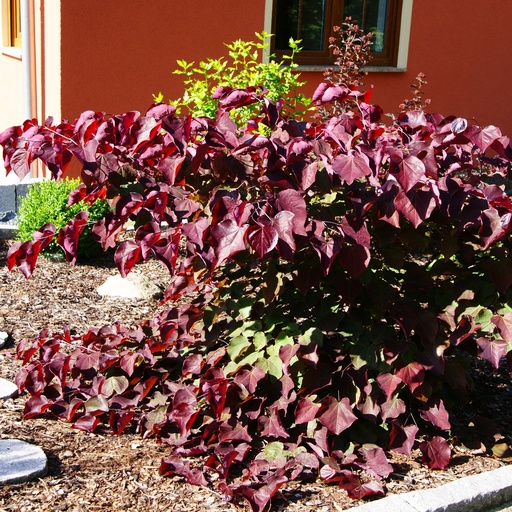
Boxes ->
[0,240,510,511]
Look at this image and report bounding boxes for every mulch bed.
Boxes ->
[0,239,511,511]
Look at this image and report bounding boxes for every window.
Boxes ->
[272,0,403,67]
[2,0,21,48]
[10,0,21,48]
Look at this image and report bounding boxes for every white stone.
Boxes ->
[97,272,162,300]
[0,439,48,484]
[0,332,8,348]
[0,378,18,400]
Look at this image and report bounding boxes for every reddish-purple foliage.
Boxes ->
[2,74,512,510]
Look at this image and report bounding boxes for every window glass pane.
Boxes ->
[344,0,388,52]
[275,0,327,51]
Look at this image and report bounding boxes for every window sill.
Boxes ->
[364,66,407,73]
[1,47,22,59]
[295,64,406,73]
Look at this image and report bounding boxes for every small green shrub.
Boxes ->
[17,178,110,259]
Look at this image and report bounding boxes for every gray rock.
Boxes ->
[0,439,48,485]
[0,211,16,223]
[0,185,16,216]
[0,378,18,400]
[97,272,163,300]
[15,183,30,212]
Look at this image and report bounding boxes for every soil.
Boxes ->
[0,239,511,512]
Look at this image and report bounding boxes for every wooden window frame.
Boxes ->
[271,0,403,67]
[7,0,21,48]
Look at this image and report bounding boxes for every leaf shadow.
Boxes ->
[272,487,317,511]
[43,448,64,478]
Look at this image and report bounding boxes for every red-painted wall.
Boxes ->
[300,0,512,136]
[58,0,512,137]
[60,0,266,120]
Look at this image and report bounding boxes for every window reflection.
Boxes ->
[344,0,388,52]
[275,0,327,51]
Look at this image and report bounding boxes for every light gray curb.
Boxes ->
[349,465,512,512]
[0,439,48,485]
[0,223,16,239]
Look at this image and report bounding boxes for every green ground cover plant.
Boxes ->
[16,178,110,259]
[1,20,511,512]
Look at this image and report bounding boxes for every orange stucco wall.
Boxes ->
[2,0,512,183]
[57,0,512,136]
[301,0,512,135]
[376,0,512,132]
[59,0,267,120]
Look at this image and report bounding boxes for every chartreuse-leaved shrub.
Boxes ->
[16,178,110,259]
[155,32,310,130]
[1,36,512,512]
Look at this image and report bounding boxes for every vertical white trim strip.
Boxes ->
[396,0,413,69]
[263,0,273,63]
[21,0,32,120]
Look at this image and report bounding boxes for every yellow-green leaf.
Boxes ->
[227,334,251,361]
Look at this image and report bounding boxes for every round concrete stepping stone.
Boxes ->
[0,439,48,485]
[0,378,18,400]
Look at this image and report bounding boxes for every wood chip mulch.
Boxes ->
[0,240,511,511]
